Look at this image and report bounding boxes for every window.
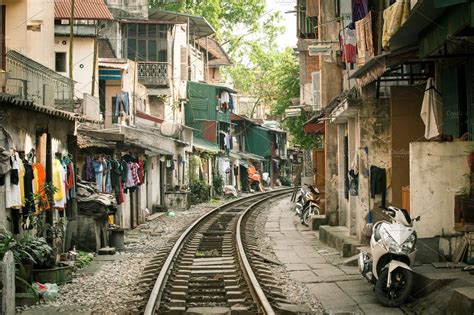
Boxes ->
[55,52,67,72]
[123,23,168,62]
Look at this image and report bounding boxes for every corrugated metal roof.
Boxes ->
[147,9,215,39]
[55,0,113,20]
[195,37,232,66]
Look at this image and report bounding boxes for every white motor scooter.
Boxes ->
[358,206,420,307]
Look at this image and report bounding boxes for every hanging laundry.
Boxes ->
[32,163,48,212]
[225,135,233,150]
[229,94,235,112]
[0,147,10,186]
[370,166,387,208]
[355,12,375,66]
[115,91,130,116]
[91,157,104,192]
[352,0,368,22]
[6,153,21,209]
[138,160,145,184]
[22,158,35,216]
[340,26,357,64]
[220,91,230,113]
[382,0,410,51]
[111,160,124,204]
[104,159,113,193]
[420,78,442,140]
[52,159,65,204]
[82,156,95,182]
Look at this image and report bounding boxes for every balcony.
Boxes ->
[137,62,170,87]
[4,50,74,111]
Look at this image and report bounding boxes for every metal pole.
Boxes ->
[69,0,74,81]
[133,57,137,125]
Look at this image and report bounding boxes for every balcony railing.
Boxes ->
[137,62,170,87]
[5,50,74,111]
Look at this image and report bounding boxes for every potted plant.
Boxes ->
[0,232,52,293]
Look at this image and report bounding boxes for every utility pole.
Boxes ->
[69,0,75,81]
[91,23,98,96]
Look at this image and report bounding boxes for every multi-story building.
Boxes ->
[303,0,474,262]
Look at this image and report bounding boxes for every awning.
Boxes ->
[238,152,265,161]
[328,98,359,124]
[303,121,325,135]
[193,138,219,153]
[98,59,129,70]
[349,47,417,87]
[147,10,215,39]
[99,69,122,81]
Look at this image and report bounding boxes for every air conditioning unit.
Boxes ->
[311,71,321,111]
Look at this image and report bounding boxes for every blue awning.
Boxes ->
[99,69,121,81]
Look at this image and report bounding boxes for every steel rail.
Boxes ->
[235,190,291,315]
[143,188,292,315]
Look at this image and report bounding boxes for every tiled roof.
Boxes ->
[55,0,113,20]
[0,94,100,123]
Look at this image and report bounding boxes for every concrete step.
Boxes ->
[447,287,474,315]
[319,225,364,257]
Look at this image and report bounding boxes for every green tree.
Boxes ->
[151,1,320,149]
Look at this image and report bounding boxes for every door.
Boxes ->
[313,148,325,212]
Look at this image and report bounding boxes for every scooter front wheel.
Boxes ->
[302,205,320,226]
[375,268,413,307]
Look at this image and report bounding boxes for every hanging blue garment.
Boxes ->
[229,94,234,112]
[115,91,130,116]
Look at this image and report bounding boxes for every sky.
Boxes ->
[266,0,297,49]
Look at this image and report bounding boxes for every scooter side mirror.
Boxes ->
[413,216,421,222]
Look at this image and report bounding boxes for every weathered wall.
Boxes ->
[147,155,162,210]
[410,141,474,238]
[337,123,348,227]
[4,0,55,69]
[0,104,74,231]
[319,0,343,226]
[355,85,392,242]
[55,36,98,98]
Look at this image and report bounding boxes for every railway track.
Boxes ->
[143,189,293,315]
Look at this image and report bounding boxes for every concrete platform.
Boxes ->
[319,225,365,257]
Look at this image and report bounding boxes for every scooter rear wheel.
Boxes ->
[375,268,413,307]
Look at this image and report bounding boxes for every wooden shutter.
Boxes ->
[180,46,188,81]
[311,71,321,110]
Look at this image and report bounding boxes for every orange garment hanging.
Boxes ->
[18,158,25,207]
[32,163,49,213]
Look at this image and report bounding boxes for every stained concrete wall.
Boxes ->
[147,155,162,210]
[355,85,392,242]
[410,141,474,238]
[55,36,98,98]
[5,0,55,69]
[319,0,343,226]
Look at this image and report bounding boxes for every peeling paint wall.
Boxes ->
[410,141,474,238]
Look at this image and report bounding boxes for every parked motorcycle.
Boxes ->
[358,206,420,307]
[299,184,321,226]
